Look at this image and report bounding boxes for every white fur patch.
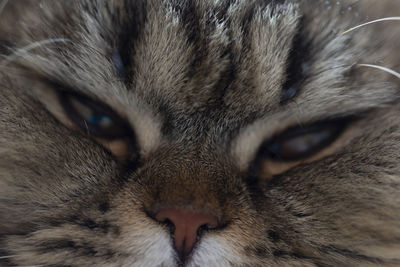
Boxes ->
[120,230,243,267]
[189,235,244,267]
[121,230,176,267]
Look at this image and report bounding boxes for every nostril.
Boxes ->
[197,223,214,238]
[161,218,175,234]
[200,224,209,231]
[199,223,215,232]
[162,218,172,225]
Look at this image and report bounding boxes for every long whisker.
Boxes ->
[14,265,48,267]
[342,17,400,35]
[0,255,16,259]
[0,0,8,15]
[358,64,400,80]
[1,38,72,66]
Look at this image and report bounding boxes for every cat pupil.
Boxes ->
[89,114,112,128]
[69,97,112,128]
[69,97,113,129]
[275,129,332,159]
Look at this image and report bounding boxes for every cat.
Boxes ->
[1,0,400,266]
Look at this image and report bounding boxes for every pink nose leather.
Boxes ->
[155,208,218,255]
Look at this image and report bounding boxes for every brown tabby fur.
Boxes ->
[0,0,400,266]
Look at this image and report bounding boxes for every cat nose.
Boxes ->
[154,208,219,256]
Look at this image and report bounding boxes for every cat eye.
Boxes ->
[259,119,351,162]
[58,91,133,139]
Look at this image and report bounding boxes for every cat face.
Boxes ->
[1,0,400,266]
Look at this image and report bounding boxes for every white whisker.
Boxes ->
[0,0,8,15]
[1,38,72,66]
[342,17,400,35]
[358,64,400,80]
[83,120,91,136]
[0,255,16,259]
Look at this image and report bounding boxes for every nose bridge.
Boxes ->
[155,160,222,213]
[141,144,232,218]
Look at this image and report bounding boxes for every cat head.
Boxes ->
[1,0,400,266]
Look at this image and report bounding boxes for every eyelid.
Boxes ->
[57,90,133,139]
[245,117,357,179]
[258,117,353,162]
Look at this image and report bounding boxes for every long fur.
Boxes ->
[0,0,400,266]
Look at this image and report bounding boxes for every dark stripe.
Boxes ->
[0,247,13,266]
[291,211,312,218]
[176,0,237,109]
[244,175,266,211]
[98,202,110,213]
[215,0,236,22]
[268,230,281,242]
[38,240,98,256]
[175,0,208,80]
[212,41,235,108]
[175,0,202,47]
[238,4,257,51]
[0,39,12,56]
[177,0,236,85]
[80,219,119,235]
[281,17,310,104]
[114,0,147,84]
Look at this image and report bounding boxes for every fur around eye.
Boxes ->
[58,91,133,139]
[260,118,352,162]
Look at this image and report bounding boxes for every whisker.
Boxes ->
[1,38,72,66]
[342,17,400,35]
[83,120,91,136]
[0,0,8,15]
[358,64,400,80]
[0,255,16,259]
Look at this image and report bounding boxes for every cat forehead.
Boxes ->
[71,1,305,111]
[69,1,386,118]
[98,0,301,119]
